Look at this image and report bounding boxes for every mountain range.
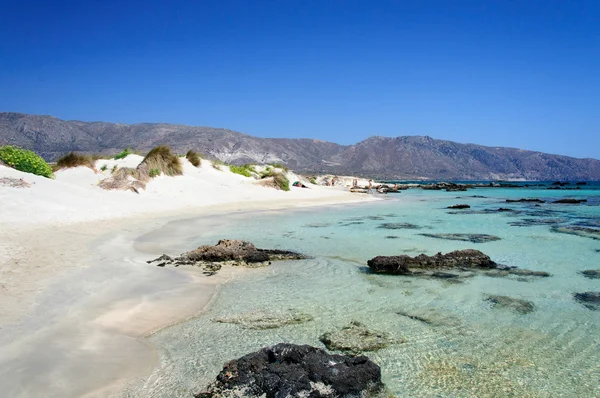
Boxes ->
[1,112,598,180]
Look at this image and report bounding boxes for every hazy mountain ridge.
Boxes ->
[1,112,598,180]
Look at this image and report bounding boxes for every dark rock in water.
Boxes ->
[385,235,400,239]
[431,271,460,279]
[552,198,587,204]
[551,226,600,240]
[320,321,399,355]
[397,309,461,327]
[576,182,587,186]
[367,249,497,275]
[506,198,545,203]
[484,294,535,314]
[147,240,309,273]
[580,270,600,279]
[551,181,569,186]
[213,309,313,329]
[447,204,470,209]
[418,233,501,243]
[195,343,386,398]
[378,222,422,230]
[497,208,515,212]
[573,292,600,311]
[484,268,551,280]
[509,218,567,227]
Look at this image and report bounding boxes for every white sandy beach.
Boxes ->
[0,157,376,397]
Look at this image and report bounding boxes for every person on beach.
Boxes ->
[368,179,373,194]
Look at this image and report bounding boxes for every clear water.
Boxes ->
[131,188,600,398]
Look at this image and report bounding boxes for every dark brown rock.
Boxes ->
[447,204,470,209]
[552,198,587,204]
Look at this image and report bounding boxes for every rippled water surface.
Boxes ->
[131,187,600,397]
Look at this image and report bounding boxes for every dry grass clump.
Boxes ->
[55,152,95,170]
[186,150,202,167]
[99,145,182,193]
[139,145,182,176]
[257,170,290,191]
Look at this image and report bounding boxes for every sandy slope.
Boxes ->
[0,157,375,397]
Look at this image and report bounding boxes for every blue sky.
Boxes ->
[1,0,598,158]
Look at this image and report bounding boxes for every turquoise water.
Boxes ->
[131,188,600,397]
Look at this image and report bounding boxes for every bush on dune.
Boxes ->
[212,159,224,170]
[186,150,202,167]
[0,145,54,178]
[229,164,255,177]
[114,148,132,160]
[138,145,182,177]
[258,169,290,191]
[55,152,95,170]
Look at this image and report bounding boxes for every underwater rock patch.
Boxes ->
[552,198,587,204]
[506,198,545,203]
[484,268,551,280]
[195,343,386,398]
[385,235,400,239]
[418,233,501,243]
[509,218,567,227]
[397,309,461,327]
[213,309,313,329]
[447,204,470,209]
[147,239,309,274]
[580,270,600,279]
[550,226,600,240]
[378,222,422,230]
[572,292,600,311]
[484,294,535,314]
[319,321,399,355]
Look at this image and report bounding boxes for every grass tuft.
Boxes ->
[212,159,224,170]
[139,145,182,176]
[55,152,95,170]
[186,150,202,167]
[149,168,161,178]
[259,169,290,191]
[100,164,108,171]
[0,145,54,178]
[229,164,255,177]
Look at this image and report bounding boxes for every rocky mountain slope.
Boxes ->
[1,112,598,180]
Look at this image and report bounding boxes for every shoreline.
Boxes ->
[0,191,382,397]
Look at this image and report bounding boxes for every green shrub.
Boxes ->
[56,152,95,170]
[111,165,118,173]
[186,150,202,167]
[114,148,132,160]
[309,177,317,185]
[139,145,182,176]
[100,164,108,171]
[259,168,290,191]
[149,168,161,178]
[229,164,255,177]
[0,146,54,178]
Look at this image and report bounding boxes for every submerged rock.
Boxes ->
[553,198,587,204]
[213,309,313,329]
[319,321,399,355]
[484,294,535,314]
[397,309,461,327]
[551,226,600,240]
[147,239,309,273]
[447,204,470,209]
[506,198,545,203]
[580,270,600,279]
[367,249,497,275]
[484,268,551,279]
[378,222,422,230]
[195,343,386,398]
[418,233,501,243]
[573,292,600,311]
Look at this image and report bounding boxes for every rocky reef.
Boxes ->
[506,198,545,203]
[195,343,386,398]
[552,198,587,204]
[147,239,309,274]
[418,233,501,243]
[367,249,549,281]
[447,204,470,209]
[580,270,600,279]
[319,321,400,355]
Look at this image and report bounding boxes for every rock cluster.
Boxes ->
[195,343,386,398]
[147,239,309,274]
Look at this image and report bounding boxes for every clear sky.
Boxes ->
[1,1,598,158]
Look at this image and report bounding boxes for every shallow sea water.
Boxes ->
[130,187,600,397]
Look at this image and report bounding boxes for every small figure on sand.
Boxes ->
[368,179,373,194]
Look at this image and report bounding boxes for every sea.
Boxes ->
[129,183,600,397]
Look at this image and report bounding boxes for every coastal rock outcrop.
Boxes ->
[573,292,600,310]
[550,226,600,240]
[147,239,309,273]
[447,204,470,209]
[195,343,386,398]
[319,321,399,355]
[506,198,545,203]
[552,198,587,204]
[484,294,535,314]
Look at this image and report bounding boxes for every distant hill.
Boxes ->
[1,112,599,180]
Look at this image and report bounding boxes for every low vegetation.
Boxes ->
[259,168,290,191]
[114,147,132,160]
[229,164,255,177]
[149,168,161,177]
[186,150,202,167]
[139,145,183,177]
[56,152,95,170]
[100,164,108,171]
[309,177,317,185]
[212,159,224,170]
[0,145,54,178]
